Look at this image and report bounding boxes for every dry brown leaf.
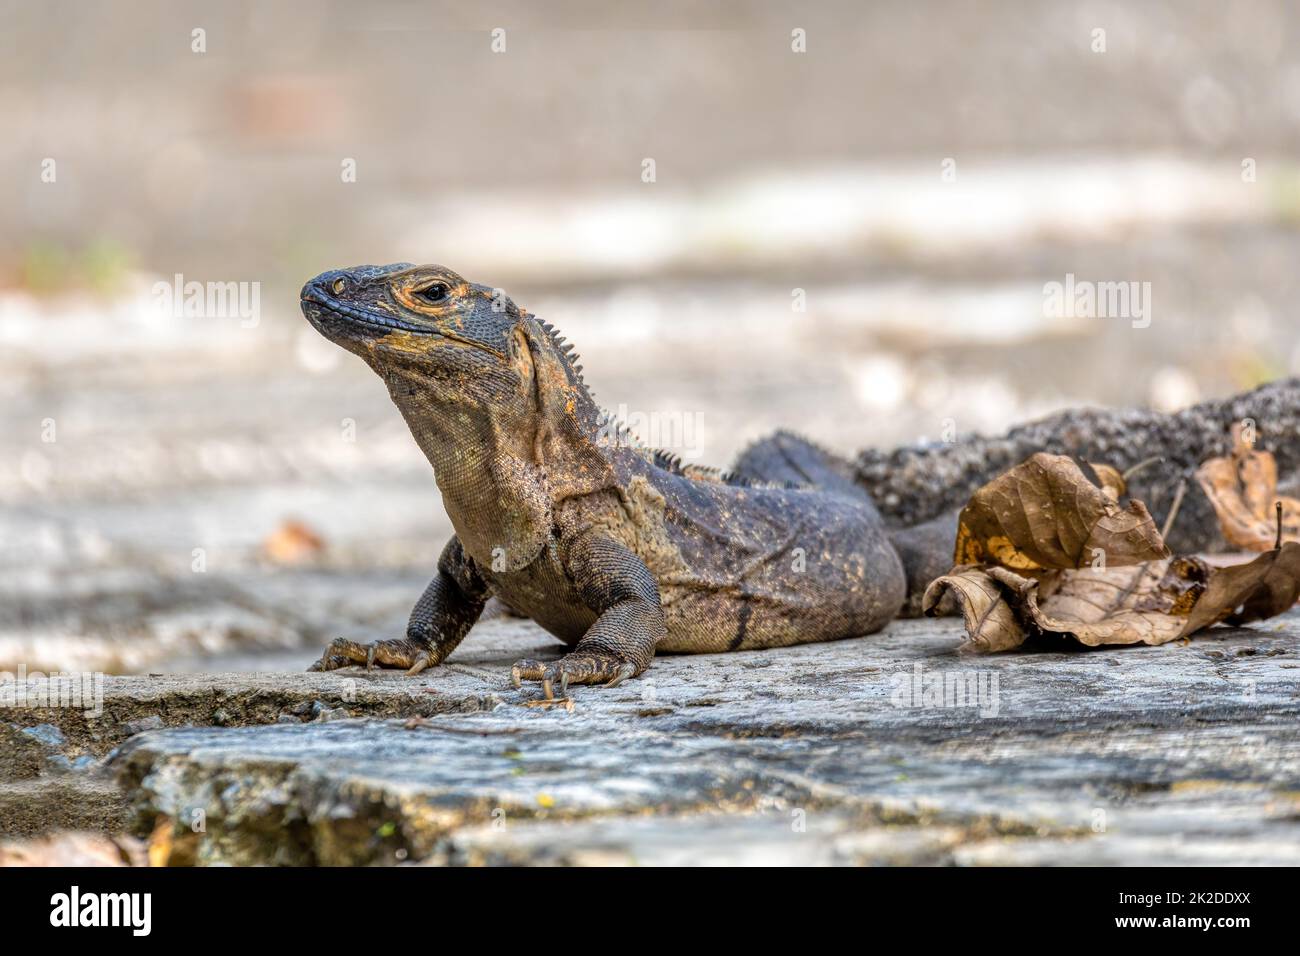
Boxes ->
[1195,424,1300,551]
[1178,541,1300,634]
[952,452,1169,572]
[147,815,174,867]
[924,544,1300,651]
[1087,462,1127,501]
[262,518,326,564]
[921,566,1027,652]
[1003,559,1206,647]
[0,833,145,867]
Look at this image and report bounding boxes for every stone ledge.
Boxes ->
[3,610,1280,865]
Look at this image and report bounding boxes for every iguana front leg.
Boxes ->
[310,537,487,675]
[512,533,665,699]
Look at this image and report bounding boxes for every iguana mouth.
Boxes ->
[302,293,504,356]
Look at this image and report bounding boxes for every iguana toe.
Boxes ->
[511,659,546,689]
[307,637,438,674]
[511,650,641,699]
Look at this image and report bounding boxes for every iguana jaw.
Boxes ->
[300,290,504,357]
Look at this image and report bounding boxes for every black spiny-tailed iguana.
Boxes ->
[300,263,952,697]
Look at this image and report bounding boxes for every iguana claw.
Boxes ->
[605,663,636,687]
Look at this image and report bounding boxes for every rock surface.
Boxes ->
[0,650,496,839]
[28,610,1290,865]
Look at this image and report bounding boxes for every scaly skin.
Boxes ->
[300,263,921,697]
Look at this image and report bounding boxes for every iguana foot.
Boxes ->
[511,650,638,699]
[308,637,438,675]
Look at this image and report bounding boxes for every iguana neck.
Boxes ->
[380,319,619,569]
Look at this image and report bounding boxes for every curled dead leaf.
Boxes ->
[1178,540,1300,634]
[1000,558,1206,647]
[952,453,1169,572]
[1195,424,1300,551]
[0,833,145,867]
[921,566,1026,652]
[1087,462,1126,501]
[925,543,1300,651]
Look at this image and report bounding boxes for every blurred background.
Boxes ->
[4,0,1300,673]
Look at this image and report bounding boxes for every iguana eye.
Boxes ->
[415,283,450,305]
[331,278,347,295]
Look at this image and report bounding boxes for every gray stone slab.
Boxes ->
[79,610,1300,865]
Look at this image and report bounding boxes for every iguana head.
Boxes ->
[301,262,595,418]
[300,262,613,566]
[302,262,522,379]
